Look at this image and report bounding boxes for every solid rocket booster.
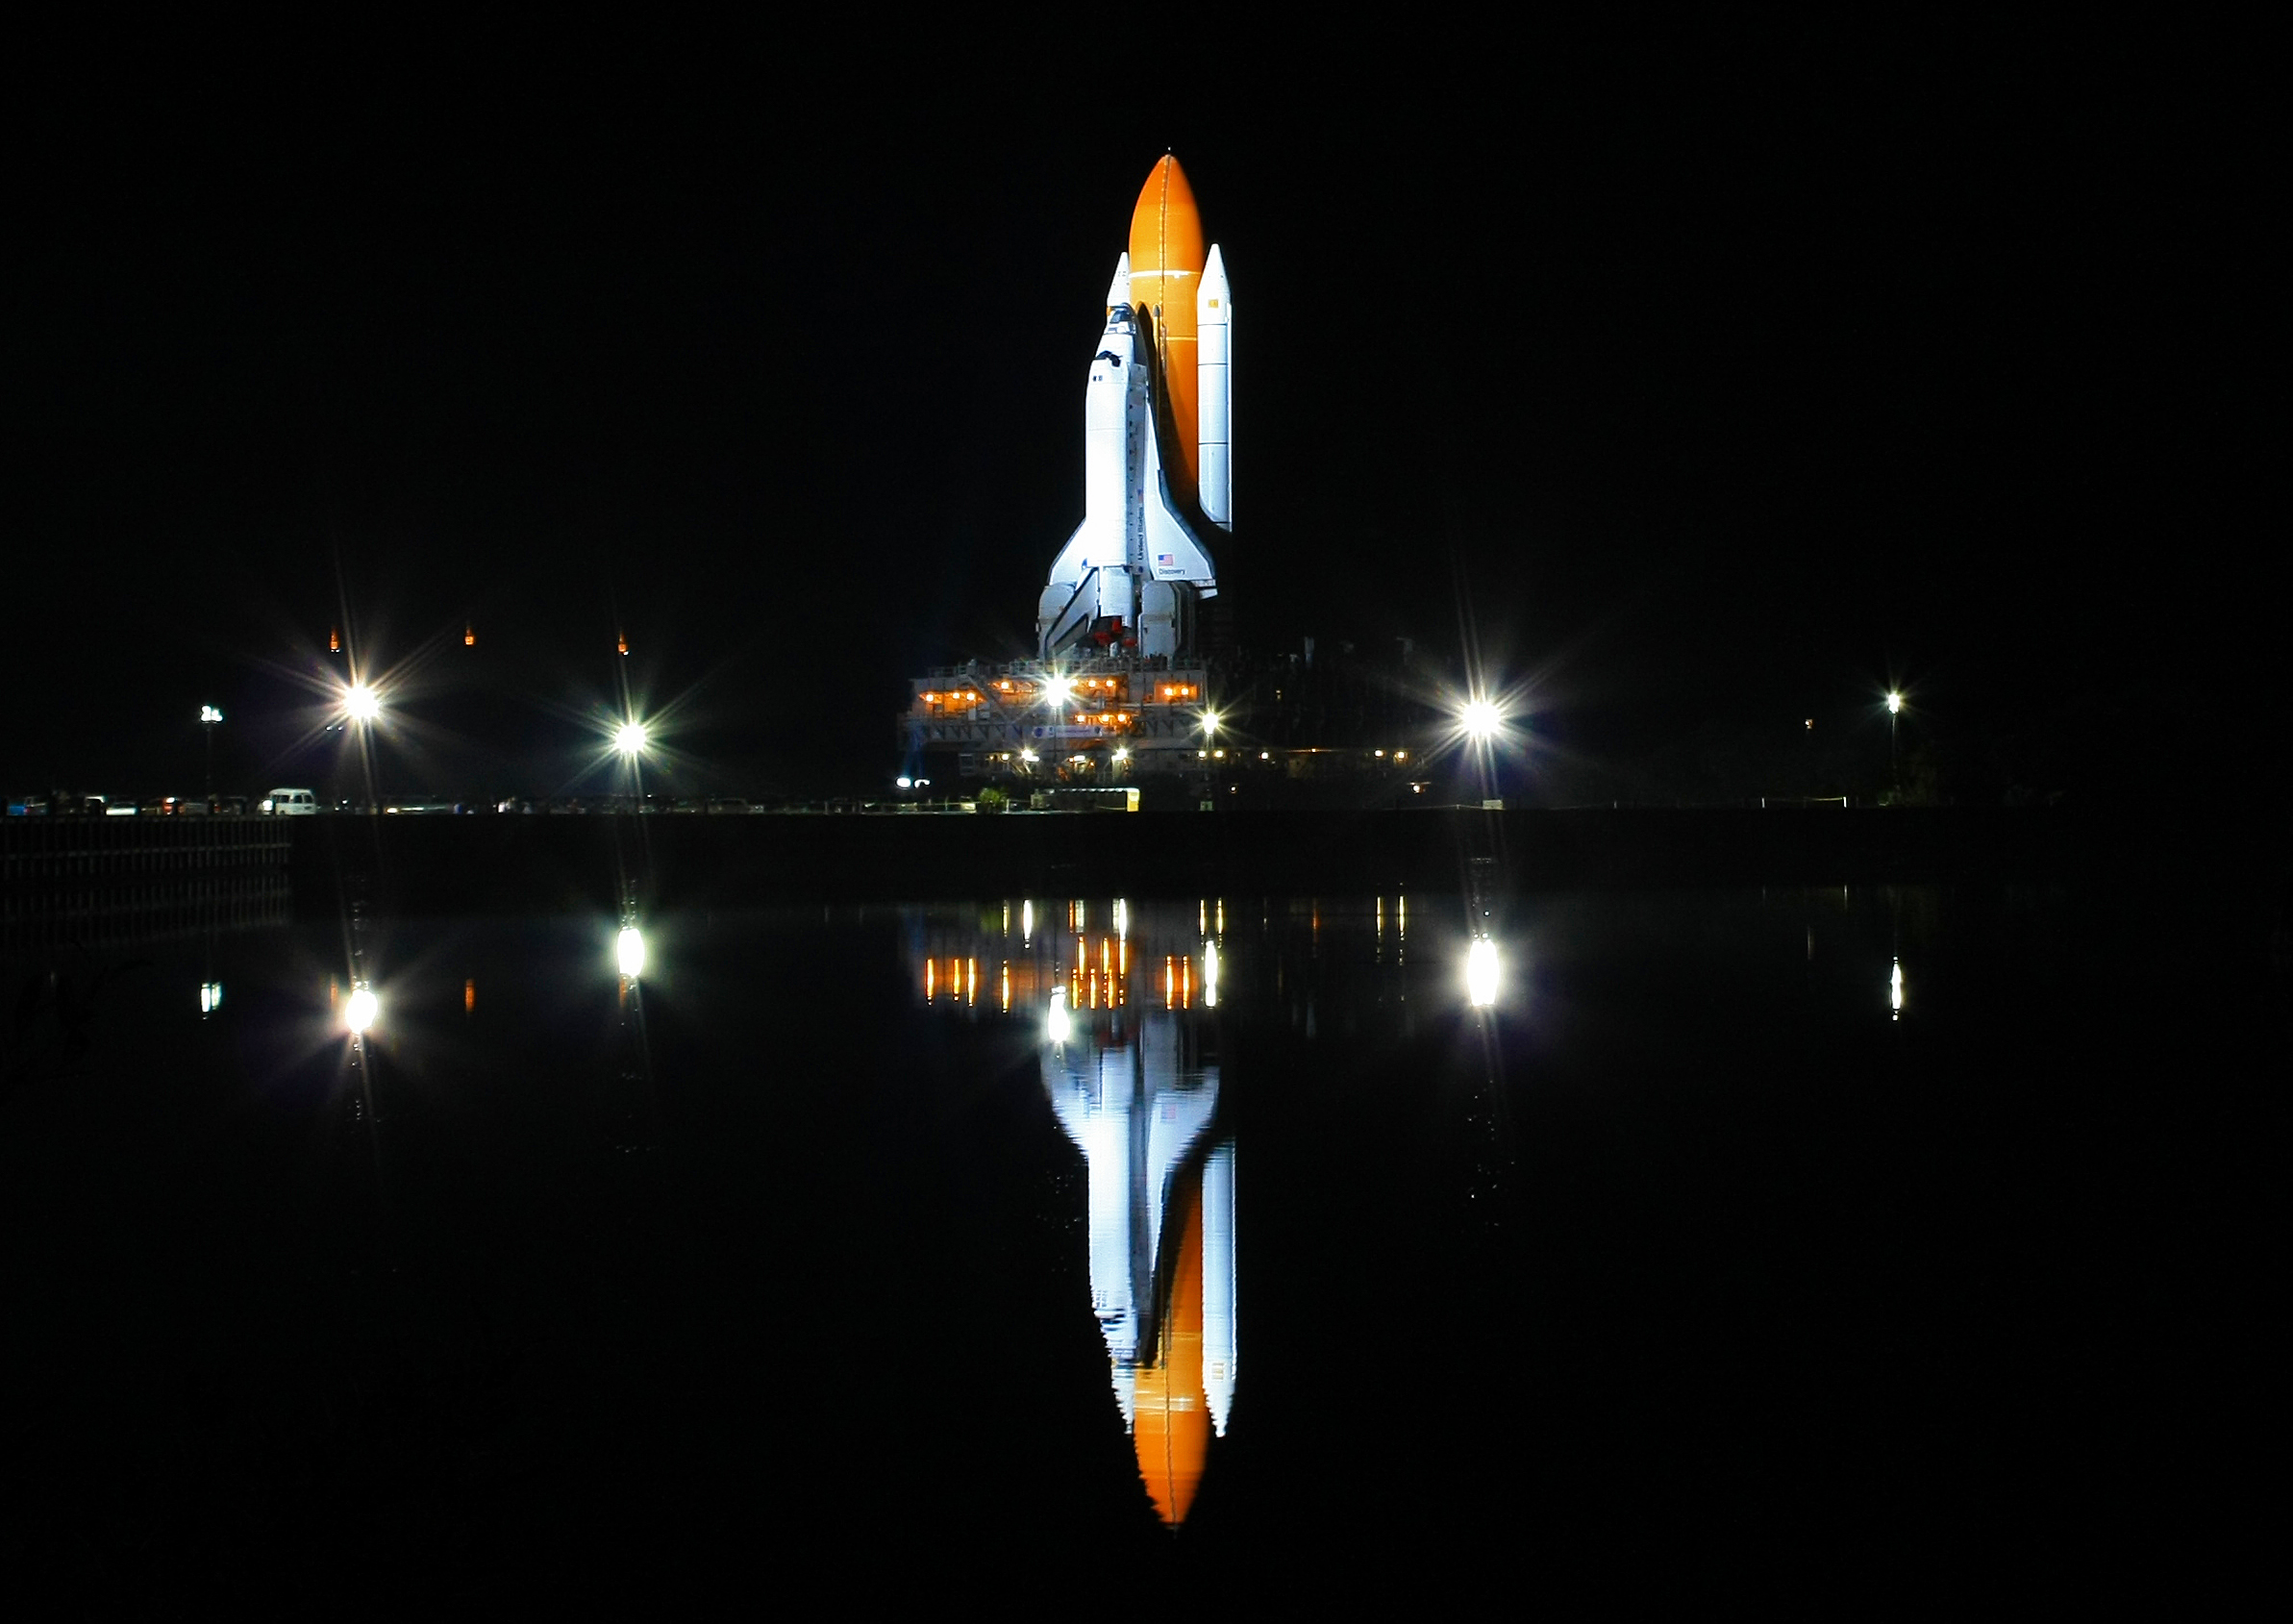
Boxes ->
[1197,243,1232,531]
[1036,157,1228,660]
[1201,1137,1236,1437]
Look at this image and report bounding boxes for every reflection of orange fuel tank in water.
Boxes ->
[1130,1182,1209,1525]
[1127,156,1207,503]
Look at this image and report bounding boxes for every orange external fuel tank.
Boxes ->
[1128,156,1207,499]
[1130,1177,1210,1525]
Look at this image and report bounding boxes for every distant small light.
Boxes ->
[617,926,646,979]
[896,776,912,789]
[1466,938,1499,1008]
[199,982,223,1014]
[200,705,223,724]
[345,986,379,1034]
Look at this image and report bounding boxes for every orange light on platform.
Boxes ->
[464,623,475,647]
[616,632,629,656]
[329,625,340,653]
[463,978,475,1014]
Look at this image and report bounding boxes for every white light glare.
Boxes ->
[1202,712,1221,737]
[1044,677,1073,708]
[1203,941,1220,1009]
[200,705,223,724]
[199,982,223,1013]
[1889,957,1904,1018]
[1466,937,1499,1008]
[344,684,382,722]
[615,720,648,756]
[617,926,647,979]
[1047,987,1071,1044]
[1886,691,1905,715]
[1461,699,1501,740]
[345,986,379,1034]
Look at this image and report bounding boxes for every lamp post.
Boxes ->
[199,705,222,804]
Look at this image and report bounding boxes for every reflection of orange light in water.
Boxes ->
[463,978,475,1014]
[1132,1185,1209,1526]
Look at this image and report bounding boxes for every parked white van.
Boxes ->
[261,788,320,815]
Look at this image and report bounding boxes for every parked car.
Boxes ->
[261,788,320,815]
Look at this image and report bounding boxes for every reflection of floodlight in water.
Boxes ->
[1466,938,1499,1008]
[617,926,646,979]
[614,720,648,756]
[1203,941,1220,1008]
[1046,987,1070,1044]
[345,986,379,1034]
[1021,900,1034,942]
[1889,957,1904,1019]
[344,684,382,722]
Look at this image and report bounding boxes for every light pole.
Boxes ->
[1885,691,1904,801]
[615,719,648,812]
[199,705,222,804]
[341,682,384,812]
[1462,697,1502,805]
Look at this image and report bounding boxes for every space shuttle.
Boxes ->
[1043,997,1235,1527]
[1037,157,1231,662]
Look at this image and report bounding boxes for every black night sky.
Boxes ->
[7,19,2269,802]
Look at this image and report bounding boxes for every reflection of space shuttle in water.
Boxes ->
[1043,1002,1234,1527]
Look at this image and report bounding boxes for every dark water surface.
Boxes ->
[1,885,2275,1607]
